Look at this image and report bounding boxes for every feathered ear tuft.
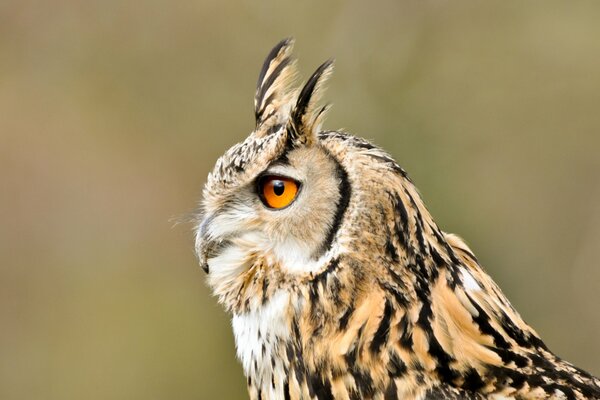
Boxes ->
[288,59,334,146]
[254,38,299,130]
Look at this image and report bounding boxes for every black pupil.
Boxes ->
[273,180,285,196]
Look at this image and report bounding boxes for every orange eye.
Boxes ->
[259,176,299,209]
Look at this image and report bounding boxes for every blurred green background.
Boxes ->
[1,1,599,399]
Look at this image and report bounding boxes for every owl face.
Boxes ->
[198,134,345,269]
[196,40,354,311]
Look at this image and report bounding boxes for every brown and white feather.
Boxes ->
[195,40,600,400]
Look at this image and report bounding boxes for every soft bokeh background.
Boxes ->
[2,1,599,399]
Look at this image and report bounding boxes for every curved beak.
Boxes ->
[196,215,231,274]
[196,215,213,273]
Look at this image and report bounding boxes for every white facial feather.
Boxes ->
[207,205,256,240]
[207,242,252,287]
[207,228,331,278]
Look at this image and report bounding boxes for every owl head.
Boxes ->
[196,39,430,313]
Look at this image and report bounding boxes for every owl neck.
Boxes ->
[232,289,294,400]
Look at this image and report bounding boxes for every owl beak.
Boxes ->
[196,216,213,273]
[196,215,232,274]
[197,244,211,274]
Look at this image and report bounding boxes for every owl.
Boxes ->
[195,39,600,400]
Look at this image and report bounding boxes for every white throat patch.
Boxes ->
[231,289,291,386]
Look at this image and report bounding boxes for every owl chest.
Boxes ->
[231,291,292,397]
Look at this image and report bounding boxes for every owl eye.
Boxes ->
[258,175,300,209]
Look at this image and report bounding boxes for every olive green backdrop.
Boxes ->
[2,1,599,399]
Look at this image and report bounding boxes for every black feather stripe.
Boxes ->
[370,298,393,353]
[256,38,292,93]
[256,57,293,120]
[290,59,334,136]
[317,152,351,256]
[384,379,398,400]
[255,38,294,123]
[283,379,291,400]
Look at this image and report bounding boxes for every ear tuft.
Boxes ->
[288,59,334,146]
[254,38,299,129]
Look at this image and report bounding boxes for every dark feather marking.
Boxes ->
[394,194,409,228]
[403,188,427,254]
[255,38,292,122]
[387,267,407,288]
[385,238,399,263]
[313,104,330,126]
[389,351,407,377]
[329,275,343,307]
[429,245,443,264]
[413,215,427,254]
[429,334,459,382]
[256,57,293,122]
[261,277,269,305]
[283,379,291,400]
[367,153,408,177]
[349,366,375,398]
[317,154,351,256]
[541,383,576,400]
[462,368,485,392]
[384,378,397,400]
[465,293,511,349]
[309,257,341,336]
[290,59,334,135]
[266,122,284,136]
[499,313,546,350]
[403,188,421,221]
[370,298,393,353]
[457,246,480,264]
[413,296,460,382]
[313,257,340,282]
[487,366,528,393]
[392,193,411,250]
[256,38,292,93]
[398,314,413,349]
[308,374,334,400]
[416,295,433,327]
[318,130,353,142]
[527,353,600,397]
[344,324,364,366]
[349,390,361,400]
[381,281,410,308]
[429,223,462,266]
[352,140,376,150]
[308,285,322,335]
[490,346,529,368]
[339,306,354,331]
[290,323,307,390]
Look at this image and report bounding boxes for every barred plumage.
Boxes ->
[195,39,600,400]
